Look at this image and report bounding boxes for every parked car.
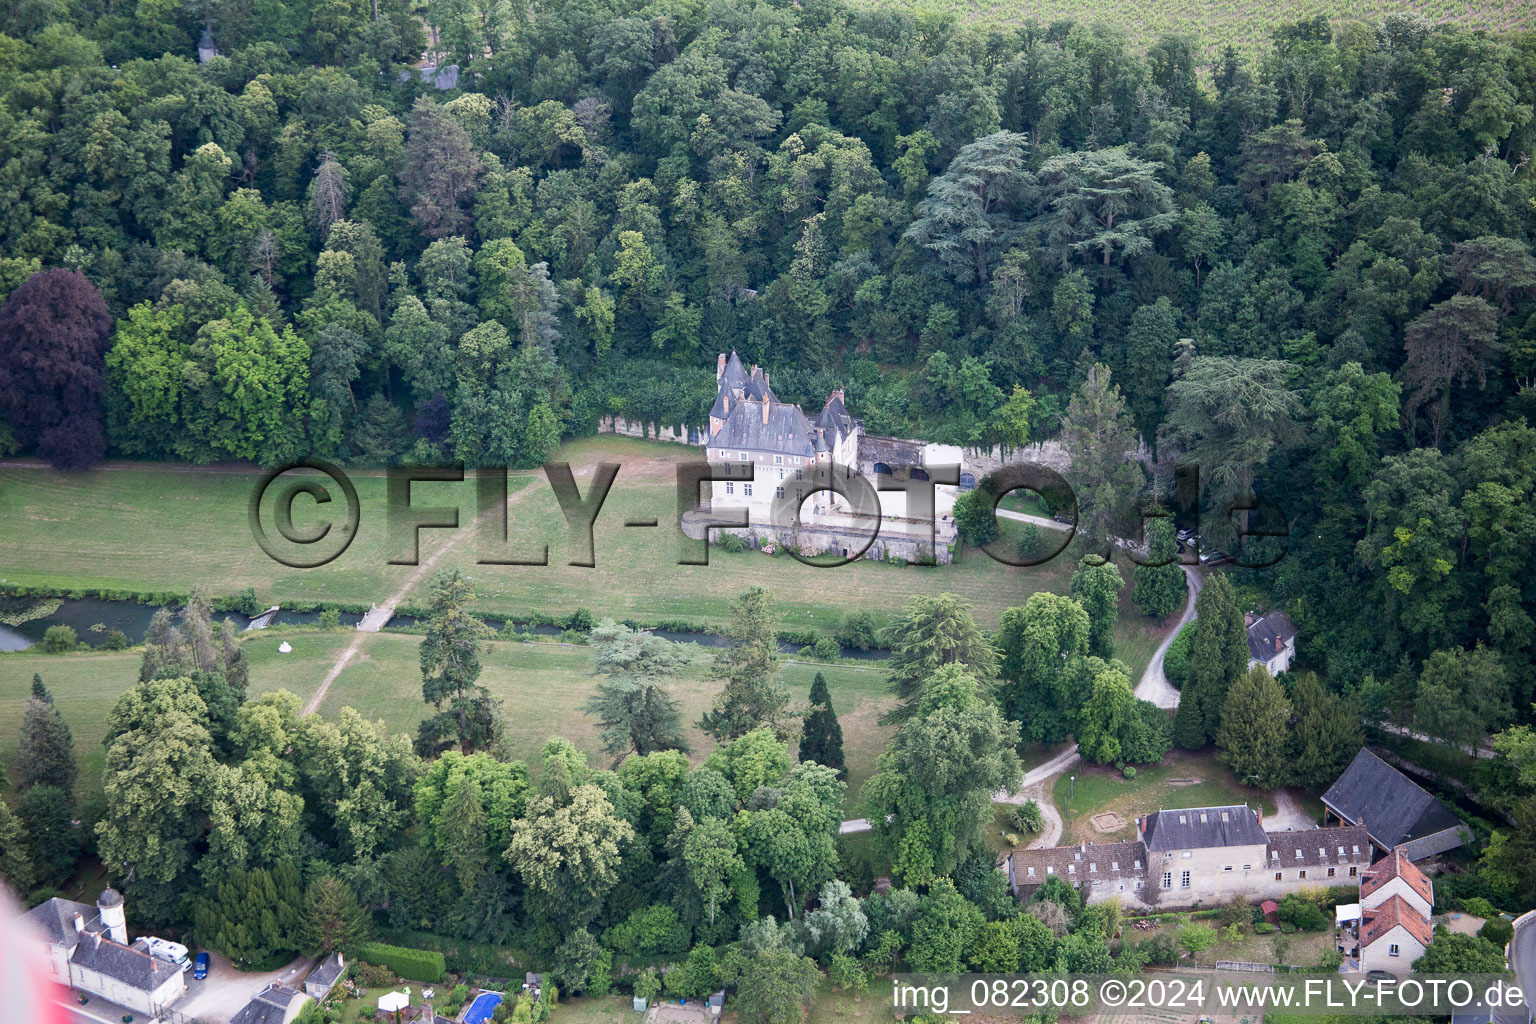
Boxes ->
[193,952,209,980]
[1366,970,1396,985]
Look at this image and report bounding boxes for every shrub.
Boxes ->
[1163,622,1197,689]
[718,533,747,553]
[634,968,662,1003]
[1478,917,1513,947]
[953,487,999,546]
[1462,897,1498,918]
[1122,765,1137,779]
[354,941,446,983]
[1009,801,1043,834]
[41,625,78,653]
[566,607,594,631]
[355,960,396,987]
[1016,522,1045,561]
[1277,893,1326,932]
[318,608,341,628]
[811,634,839,661]
[828,952,868,992]
[835,610,881,650]
[1177,922,1217,954]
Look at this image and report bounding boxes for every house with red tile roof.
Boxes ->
[1360,848,1434,919]
[1360,892,1435,973]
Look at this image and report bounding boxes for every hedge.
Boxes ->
[355,941,446,983]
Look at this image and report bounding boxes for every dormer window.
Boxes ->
[1179,815,1187,824]
[1200,813,1208,823]
[1221,812,1230,822]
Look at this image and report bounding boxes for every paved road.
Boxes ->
[171,951,314,1023]
[1512,911,1536,1022]
[1134,565,1201,709]
[995,508,1074,533]
[1264,789,1318,832]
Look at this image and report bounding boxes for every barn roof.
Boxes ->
[1322,749,1463,851]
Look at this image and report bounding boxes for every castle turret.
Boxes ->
[97,886,127,945]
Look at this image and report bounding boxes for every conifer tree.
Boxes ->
[300,875,372,956]
[699,587,791,741]
[881,593,997,724]
[1174,573,1248,748]
[1215,666,1292,788]
[17,693,76,793]
[799,673,845,777]
[0,802,36,895]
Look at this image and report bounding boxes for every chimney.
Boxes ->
[1275,634,1282,654]
[1137,816,1145,836]
[338,953,345,968]
[1256,807,1263,826]
[763,370,770,389]
[831,388,845,404]
[73,914,85,934]
[1245,612,1255,627]
[761,399,770,424]
[717,353,726,376]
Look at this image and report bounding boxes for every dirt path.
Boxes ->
[1134,565,1201,709]
[300,472,544,716]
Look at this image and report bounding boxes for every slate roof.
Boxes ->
[231,985,303,1024]
[815,393,855,437]
[1361,847,1434,907]
[306,952,346,990]
[709,399,817,456]
[1360,894,1434,949]
[1247,610,1297,662]
[22,897,102,950]
[1143,805,1268,851]
[742,368,776,403]
[70,931,182,992]
[1010,840,1148,890]
[1322,749,1464,851]
[720,351,748,391]
[1263,825,1371,868]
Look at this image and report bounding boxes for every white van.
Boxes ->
[142,937,193,972]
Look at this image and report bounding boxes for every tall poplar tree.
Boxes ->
[1173,573,1248,748]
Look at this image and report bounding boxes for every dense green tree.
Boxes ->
[582,619,690,765]
[17,784,79,887]
[17,694,76,793]
[1412,930,1509,973]
[1135,515,1186,624]
[905,131,1035,286]
[881,593,997,723]
[1287,674,1363,791]
[1071,557,1125,659]
[862,665,1022,885]
[417,569,499,756]
[1173,573,1248,749]
[699,587,791,741]
[798,673,845,776]
[505,780,635,930]
[1060,365,1145,547]
[0,802,36,896]
[995,593,1091,740]
[1215,666,1292,788]
[299,875,371,956]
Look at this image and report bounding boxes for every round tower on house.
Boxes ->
[97,886,127,945]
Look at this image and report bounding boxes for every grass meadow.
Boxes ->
[0,436,1174,670]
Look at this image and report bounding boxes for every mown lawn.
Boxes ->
[0,627,343,800]
[320,630,895,815]
[1052,750,1278,847]
[1,436,1082,633]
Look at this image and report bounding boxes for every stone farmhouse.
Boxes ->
[1322,748,1468,859]
[21,887,188,1016]
[692,351,965,563]
[1004,804,1372,910]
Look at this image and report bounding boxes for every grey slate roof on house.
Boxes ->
[1247,611,1297,663]
[70,931,181,991]
[22,897,103,950]
[306,952,345,991]
[1263,825,1371,868]
[231,985,302,1024]
[1142,805,1268,851]
[709,400,817,456]
[815,394,854,437]
[1321,748,1463,851]
[720,351,747,391]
